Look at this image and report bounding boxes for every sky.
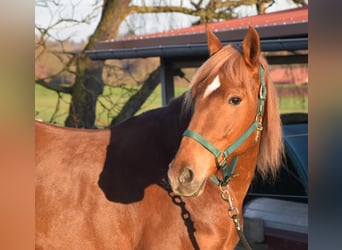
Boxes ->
[35,0,302,43]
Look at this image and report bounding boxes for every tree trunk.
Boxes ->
[65,0,131,128]
[64,55,104,128]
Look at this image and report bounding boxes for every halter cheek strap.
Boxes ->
[183,65,266,186]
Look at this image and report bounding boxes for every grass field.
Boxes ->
[35,84,307,128]
[35,84,188,127]
[35,84,71,125]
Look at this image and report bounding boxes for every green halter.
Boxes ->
[183,65,266,186]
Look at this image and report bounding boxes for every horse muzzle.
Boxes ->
[168,166,206,197]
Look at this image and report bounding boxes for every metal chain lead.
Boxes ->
[219,184,252,250]
[220,184,241,230]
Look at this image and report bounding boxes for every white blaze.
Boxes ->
[203,75,221,98]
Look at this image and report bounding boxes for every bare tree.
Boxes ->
[35,0,307,128]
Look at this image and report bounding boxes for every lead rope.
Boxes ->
[220,183,252,250]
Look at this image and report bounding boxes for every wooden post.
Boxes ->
[160,58,175,106]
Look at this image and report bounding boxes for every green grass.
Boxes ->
[35,84,307,128]
[94,85,188,127]
[35,84,188,127]
[275,84,308,114]
[35,84,71,125]
[278,96,308,114]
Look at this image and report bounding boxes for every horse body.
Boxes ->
[36,122,112,249]
[36,26,283,249]
[36,97,236,249]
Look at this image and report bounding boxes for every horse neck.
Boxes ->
[229,143,260,207]
[159,95,192,161]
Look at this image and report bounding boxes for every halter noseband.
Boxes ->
[183,65,266,186]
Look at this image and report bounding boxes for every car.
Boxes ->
[246,112,308,203]
[238,113,308,250]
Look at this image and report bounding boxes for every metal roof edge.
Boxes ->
[86,37,308,61]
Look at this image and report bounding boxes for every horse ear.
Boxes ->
[242,26,261,67]
[206,24,223,56]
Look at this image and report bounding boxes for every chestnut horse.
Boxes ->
[36,26,283,249]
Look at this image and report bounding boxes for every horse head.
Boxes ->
[168,26,283,197]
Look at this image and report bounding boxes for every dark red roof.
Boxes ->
[89,7,307,61]
[121,7,307,41]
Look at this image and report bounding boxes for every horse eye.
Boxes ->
[228,96,242,105]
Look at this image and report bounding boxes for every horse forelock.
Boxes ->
[181,46,284,181]
[182,45,255,118]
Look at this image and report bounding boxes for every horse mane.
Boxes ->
[257,56,284,180]
[182,45,284,180]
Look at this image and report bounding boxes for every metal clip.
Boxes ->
[228,206,239,218]
[255,124,263,143]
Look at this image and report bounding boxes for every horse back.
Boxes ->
[35,121,119,249]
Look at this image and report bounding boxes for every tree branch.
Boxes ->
[129,5,199,16]
[36,79,72,94]
[128,0,261,22]
[110,65,161,126]
[219,0,259,8]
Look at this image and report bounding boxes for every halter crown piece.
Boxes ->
[183,65,266,186]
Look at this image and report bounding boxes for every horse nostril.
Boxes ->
[179,167,194,185]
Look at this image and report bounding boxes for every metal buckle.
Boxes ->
[215,152,227,169]
[259,85,266,100]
